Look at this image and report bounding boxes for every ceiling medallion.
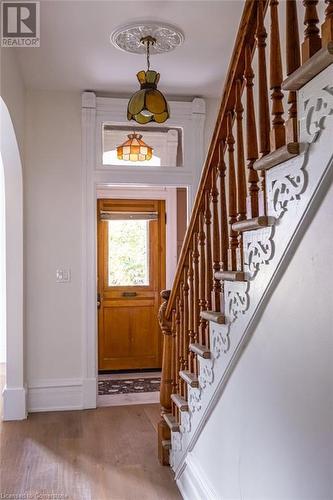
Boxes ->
[110,22,184,55]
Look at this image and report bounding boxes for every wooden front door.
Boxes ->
[97,199,166,371]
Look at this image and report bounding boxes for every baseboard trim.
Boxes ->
[177,453,218,500]
[2,385,27,420]
[28,377,97,412]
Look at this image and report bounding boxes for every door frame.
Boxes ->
[97,197,167,371]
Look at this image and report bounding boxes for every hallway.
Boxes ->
[0,365,180,500]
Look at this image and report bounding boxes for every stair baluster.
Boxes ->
[218,139,228,276]
[211,167,221,311]
[198,210,207,345]
[269,0,286,151]
[227,111,238,271]
[302,0,322,62]
[321,0,333,44]
[192,231,200,375]
[204,188,213,346]
[256,0,270,215]
[235,78,246,271]
[285,0,301,144]
[187,248,195,372]
[245,44,260,219]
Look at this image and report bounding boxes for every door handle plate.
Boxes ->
[122,291,137,297]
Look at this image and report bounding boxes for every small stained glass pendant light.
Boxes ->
[127,36,170,124]
[117,132,153,162]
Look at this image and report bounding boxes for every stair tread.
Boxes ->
[215,270,246,281]
[200,310,225,324]
[179,370,200,388]
[232,216,276,233]
[171,394,189,412]
[190,343,211,359]
[253,143,303,171]
[282,41,333,91]
[163,413,180,432]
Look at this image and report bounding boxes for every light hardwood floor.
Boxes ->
[0,368,181,500]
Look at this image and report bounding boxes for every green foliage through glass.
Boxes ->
[108,220,149,286]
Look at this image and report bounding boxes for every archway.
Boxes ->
[0,97,26,420]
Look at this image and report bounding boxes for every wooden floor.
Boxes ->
[0,366,181,500]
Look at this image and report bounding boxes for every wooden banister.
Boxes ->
[158,0,330,465]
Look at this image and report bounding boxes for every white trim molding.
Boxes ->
[177,453,219,500]
[81,92,206,410]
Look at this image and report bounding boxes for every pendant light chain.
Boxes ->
[146,39,151,71]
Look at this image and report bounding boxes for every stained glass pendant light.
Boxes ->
[117,132,153,162]
[127,36,170,124]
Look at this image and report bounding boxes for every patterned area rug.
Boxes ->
[98,377,161,395]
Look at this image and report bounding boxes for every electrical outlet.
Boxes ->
[56,268,71,283]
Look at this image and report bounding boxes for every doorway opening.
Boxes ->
[96,186,188,407]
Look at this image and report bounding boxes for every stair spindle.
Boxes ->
[198,210,207,345]
[322,0,333,44]
[302,0,322,62]
[187,249,195,372]
[182,265,189,376]
[175,297,180,396]
[211,166,221,311]
[235,78,246,270]
[245,44,260,219]
[192,231,200,374]
[286,0,301,143]
[256,0,270,215]
[269,0,286,151]
[171,309,176,416]
[178,289,185,396]
[217,140,228,274]
[204,188,213,346]
[227,111,238,271]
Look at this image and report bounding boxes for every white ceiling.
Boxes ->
[16,0,244,98]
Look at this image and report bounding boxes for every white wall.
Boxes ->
[190,180,333,499]
[24,90,83,384]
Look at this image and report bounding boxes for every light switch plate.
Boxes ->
[56,268,71,283]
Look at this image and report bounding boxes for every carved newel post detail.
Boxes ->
[157,289,172,465]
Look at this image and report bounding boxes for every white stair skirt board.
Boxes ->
[97,391,160,407]
[169,65,333,474]
[177,453,219,500]
[2,386,27,420]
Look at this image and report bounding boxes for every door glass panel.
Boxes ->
[108,220,149,286]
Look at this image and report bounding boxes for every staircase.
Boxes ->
[157,0,333,483]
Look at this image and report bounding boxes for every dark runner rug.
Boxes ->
[98,377,161,395]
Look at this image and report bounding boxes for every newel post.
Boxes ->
[158,289,172,465]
